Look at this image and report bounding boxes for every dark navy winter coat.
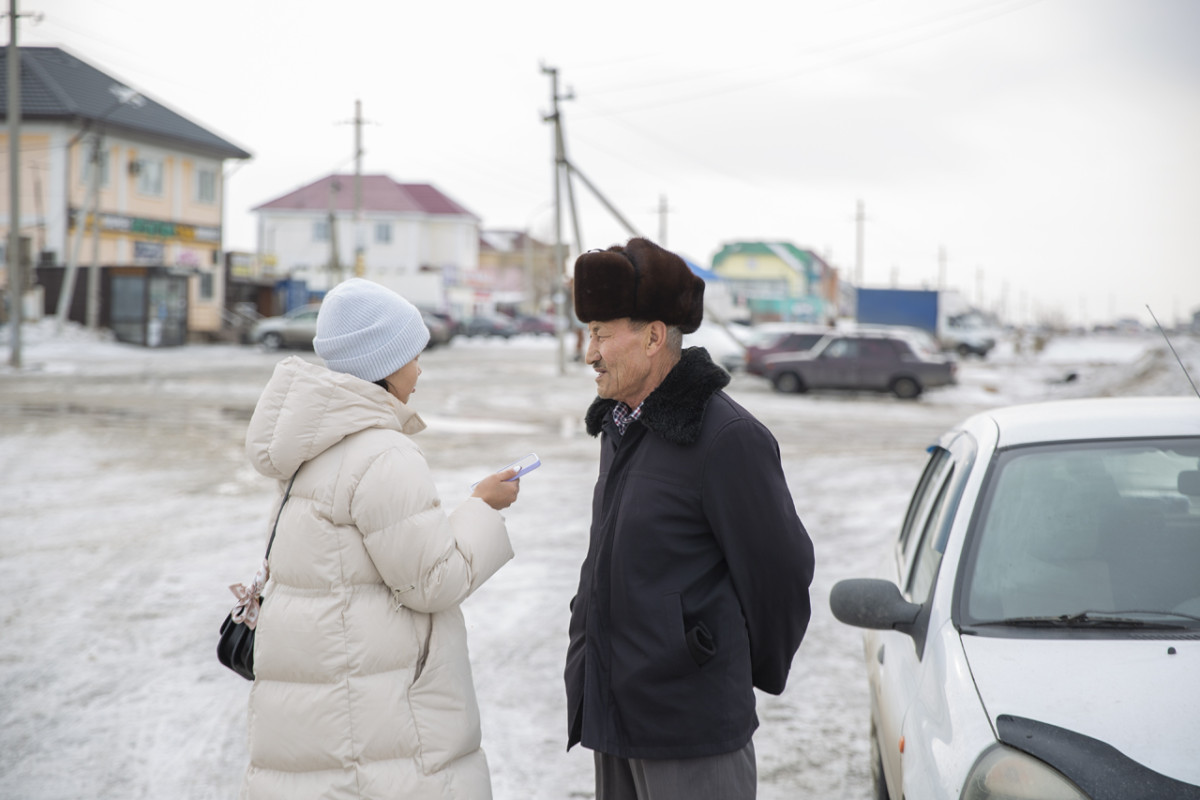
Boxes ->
[565,347,815,759]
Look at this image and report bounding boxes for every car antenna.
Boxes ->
[1146,305,1200,399]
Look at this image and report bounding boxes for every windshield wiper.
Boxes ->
[971,612,1190,630]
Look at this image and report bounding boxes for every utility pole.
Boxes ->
[335,100,373,282]
[85,141,103,329]
[567,162,641,238]
[533,70,739,353]
[56,86,142,332]
[6,0,22,366]
[353,99,364,278]
[56,135,101,331]
[657,194,672,246]
[327,178,342,281]
[937,245,947,292]
[542,64,574,375]
[523,228,533,312]
[854,199,865,287]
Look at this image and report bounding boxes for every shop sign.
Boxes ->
[68,208,221,243]
[134,241,165,264]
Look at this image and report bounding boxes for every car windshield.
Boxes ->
[903,332,941,357]
[960,437,1200,630]
[745,327,820,348]
[744,330,788,349]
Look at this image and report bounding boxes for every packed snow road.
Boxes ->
[1,328,1190,799]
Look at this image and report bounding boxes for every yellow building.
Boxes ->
[711,241,838,322]
[0,46,251,342]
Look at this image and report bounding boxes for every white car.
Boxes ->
[830,396,1200,799]
[683,320,748,374]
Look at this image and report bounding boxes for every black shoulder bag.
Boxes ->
[217,474,296,681]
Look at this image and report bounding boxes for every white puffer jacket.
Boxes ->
[240,356,514,799]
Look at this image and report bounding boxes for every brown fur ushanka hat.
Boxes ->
[573,237,705,333]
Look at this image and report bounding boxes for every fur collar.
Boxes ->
[584,347,731,446]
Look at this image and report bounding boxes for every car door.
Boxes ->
[874,431,979,798]
[807,336,858,389]
[870,444,960,796]
[855,337,901,391]
[781,331,825,354]
[283,308,320,347]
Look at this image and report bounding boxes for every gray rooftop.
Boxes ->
[0,46,252,160]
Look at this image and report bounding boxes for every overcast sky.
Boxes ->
[25,0,1200,326]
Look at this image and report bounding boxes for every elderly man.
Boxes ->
[564,238,816,800]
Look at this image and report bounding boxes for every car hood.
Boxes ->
[961,634,1200,784]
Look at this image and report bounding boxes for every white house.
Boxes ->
[252,174,479,307]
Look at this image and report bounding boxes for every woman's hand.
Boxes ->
[472,468,520,510]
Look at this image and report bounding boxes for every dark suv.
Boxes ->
[763,330,956,398]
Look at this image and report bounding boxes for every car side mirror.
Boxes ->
[830,578,922,635]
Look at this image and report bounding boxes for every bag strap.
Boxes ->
[262,473,298,561]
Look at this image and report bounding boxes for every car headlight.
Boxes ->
[961,744,1087,800]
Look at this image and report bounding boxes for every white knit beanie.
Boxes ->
[313,278,430,382]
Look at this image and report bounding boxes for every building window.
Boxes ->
[375,222,392,244]
[199,272,215,300]
[196,167,217,204]
[313,220,330,242]
[81,149,110,187]
[136,158,164,196]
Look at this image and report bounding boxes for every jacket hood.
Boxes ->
[245,355,426,480]
[585,346,730,446]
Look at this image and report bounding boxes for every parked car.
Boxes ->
[421,312,452,348]
[683,320,748,374]
[830,396,1200,800]
[419,308,460,339]
[514,313,558,336]
[762,330,956,398]
[462,315,518,338]
[743,323,830,377]
[943,323,998,358]
[248,303,321,350]
[850,323,943,357]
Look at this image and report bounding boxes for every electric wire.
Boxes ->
[576,0,1046,118]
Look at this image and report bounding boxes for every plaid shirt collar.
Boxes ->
[611,401,644,435]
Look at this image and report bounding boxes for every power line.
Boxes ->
[579,0,996,100]
[572,108,764,189]
[576,0,1045,120]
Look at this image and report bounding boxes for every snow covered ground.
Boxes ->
[1,322,1197,799]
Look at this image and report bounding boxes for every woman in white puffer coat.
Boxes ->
[240,279,520,800]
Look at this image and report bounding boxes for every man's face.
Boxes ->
[586,318,653,406]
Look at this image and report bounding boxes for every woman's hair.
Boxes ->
[374,378,391,392]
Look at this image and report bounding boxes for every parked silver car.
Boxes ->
[249,304,321,350]
[830,396,1200,799]
[762,329,956,398]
